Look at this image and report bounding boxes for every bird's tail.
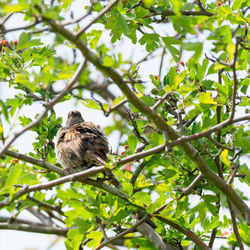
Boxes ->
[85,150,106,166]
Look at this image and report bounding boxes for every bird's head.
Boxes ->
[66,110,84,127]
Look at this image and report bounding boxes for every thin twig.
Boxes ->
[76,0,119,37]
[176,110,185,135]
[60,1,98,26]
[230,37,241,121]
[127,110,149,146]
[152,91,174,110]
[26,207,54,226]
[3,20,41,33]
[0,216,46,227]
[205,53,231,67]
[227,199,244,250]
[94,215,150,250]
[107,99,128,115]
[146,9,215,18]
[129,162,146,186]
[178,172,203,198]
[159,47,166,80]
[197,0,205,11]
[206,135,234,151]
[96,216,109,242]
[27,196,64,215]
[0,13,14,25]
[208,194,221,248]
[126,2,141,13]
[227,163,240,185]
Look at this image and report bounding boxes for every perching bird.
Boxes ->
[55,110,109,173]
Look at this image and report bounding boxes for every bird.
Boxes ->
[55,110,109,173]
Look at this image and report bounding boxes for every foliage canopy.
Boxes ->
[0,0,249,249]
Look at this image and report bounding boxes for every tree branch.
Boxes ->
[27,195,64,215]
[0,13,14,25]
[178,172,203,198]
[147,9,215,18]
[0,222,68,236]
[4,149,65,175]
[0,215,46,227]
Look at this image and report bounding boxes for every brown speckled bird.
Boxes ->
[55,110,109,173]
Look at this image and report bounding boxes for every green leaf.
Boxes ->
[128,133,137,153]
[232,0,247,10]
[17,32,28,50]
[5,164,22,190]
[67,228,83,250]
[161,169,177,179]
[88,30,102,49]
[17,173,38,185]
[110,208,131,223]
[203,195,219,203]
[235,128,250,153]
[162,37,181,62]
[135,6,150,18]
[169,0,182,16]
[103,56,115,67]
[26,39,42,48]
[139,33,160,52]
[15,73,37,91]
[142,0,155,7]
[123,182,133,196]
[0,100,9,123]
[181,42,203,61]
[133,191,152,205]
[239,96,250,106]
[105,11,129,43]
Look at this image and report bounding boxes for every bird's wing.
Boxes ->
[63,122,109,166]
[55,127,68,144]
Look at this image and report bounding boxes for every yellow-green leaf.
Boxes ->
[3,4,27,13]
[133,191,152,205]
[214,64,227,70]
[5,164,22,189]
[86,231,103,248]
[81,99,101,110]
[227,43,235,62]
[123,182,133,196]
[142,0,155,7]
[220,149,230,167]
[199,92,217,105]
